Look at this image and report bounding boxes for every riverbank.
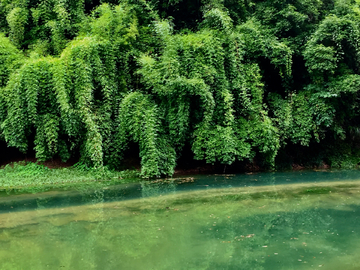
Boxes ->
[0,161,141,194]
[0,155,356,195]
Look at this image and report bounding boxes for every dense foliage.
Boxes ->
[1,0,360,177]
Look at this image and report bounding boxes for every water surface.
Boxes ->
[1,170,360,269]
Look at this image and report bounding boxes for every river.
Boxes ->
[1,170,360,269]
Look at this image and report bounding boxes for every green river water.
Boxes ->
[1,170,360,269]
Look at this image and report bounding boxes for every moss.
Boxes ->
[300,187,332,194]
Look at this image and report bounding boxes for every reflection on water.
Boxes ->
[1,171,360,269]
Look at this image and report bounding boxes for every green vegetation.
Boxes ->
[0,162,140,193]
[1,0,360,177]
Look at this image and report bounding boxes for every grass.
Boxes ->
[0,161,142,194]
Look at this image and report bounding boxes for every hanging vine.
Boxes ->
[1,0,360,175]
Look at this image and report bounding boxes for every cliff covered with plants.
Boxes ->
[1,0,360,177]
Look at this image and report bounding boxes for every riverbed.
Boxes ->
[1,170,360,269]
